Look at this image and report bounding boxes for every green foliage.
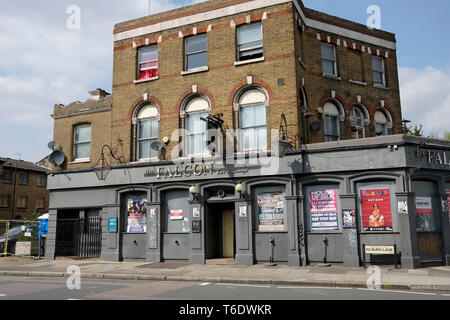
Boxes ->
[17,210,39,242]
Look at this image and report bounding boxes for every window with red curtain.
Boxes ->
[138,46,159,80]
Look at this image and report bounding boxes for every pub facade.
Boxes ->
[45,0,450,268]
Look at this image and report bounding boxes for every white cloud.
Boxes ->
[0,0,199,162]
[399,66,450,136]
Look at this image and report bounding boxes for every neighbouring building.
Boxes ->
[45,0,450,268]
[0,158,50,220]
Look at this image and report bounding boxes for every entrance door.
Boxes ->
[222,210,234,258]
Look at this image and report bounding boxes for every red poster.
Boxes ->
[360,189,393,231]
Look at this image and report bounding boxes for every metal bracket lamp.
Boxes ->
[235,183,245,199]
[272,113,293,157]
[93,145,123,181]
[189,185,199,201]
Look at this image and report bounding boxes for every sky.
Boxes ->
[0,0,449,162]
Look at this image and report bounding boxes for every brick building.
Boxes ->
[46,0,450,268]
[0,158,50,220]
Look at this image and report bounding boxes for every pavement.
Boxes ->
[0,256,450,292]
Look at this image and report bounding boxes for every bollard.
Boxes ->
[267,235,277,266]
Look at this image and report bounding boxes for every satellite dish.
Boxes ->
[310,122,321,131]
[49,150,66,167]
[151,141,164,151]
[48,141,59,151]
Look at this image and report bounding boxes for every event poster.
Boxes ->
[360,189,393,231]
[257,192,284,231]
[127,198,147,233]
[309,189,339,230]
[343,209,356,228]
[415,197,433,214]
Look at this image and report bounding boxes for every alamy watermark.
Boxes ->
[66,265,81,290]
[66,5,81,30]
[366,265,382,290]
[366,5,381,30]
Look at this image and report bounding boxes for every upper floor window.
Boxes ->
[238,89,267,151]
[350,106,367,139]
[137,104,159,160]
[323,102,340,142]
[321,43,337,76]
[0,195,10,208]
[37,174,47,187]
[0,170,12,183]
[16,196,27,209]
[374,110,391,136]
[185,97,209,156]
[138,46,159,80]
[372,56,385,86]
[74,124,91,160]
[237,23,263,62]
[185,35,207,70]
[18,173,29,185]
[35,198,45,210]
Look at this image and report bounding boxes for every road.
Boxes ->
[0,276,449,300]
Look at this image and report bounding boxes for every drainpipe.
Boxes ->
[10,164,17,220]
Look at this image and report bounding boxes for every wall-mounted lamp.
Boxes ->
[271,113,292,157]
[235,183,245,199]
[189,185,199,201]
[93,144,123,181]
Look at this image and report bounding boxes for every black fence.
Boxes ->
[55,217,102,259]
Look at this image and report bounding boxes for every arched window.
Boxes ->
[238,88,267,151]
[184,96,210,156]
[323,102,340,142]
[137,103,159,160]
[350,105,368,139]
[374,110,391,136]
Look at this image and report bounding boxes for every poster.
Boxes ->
[415,197,432,214]
[257,192,284,231]
[398,200,408,214]
[447,189,450,222]
[127,198,147,233]
[343,209,356,228]
[309,189,339,230]
[170,210,184,220]
[360,189,392,231]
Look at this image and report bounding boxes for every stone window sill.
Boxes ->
[134,76,159,84]
[70,158,90,164]
[323,73,341,81]
[374,84,390,90]
[348,79,367,86]
[234,56,265,66]
[181,66,209,76]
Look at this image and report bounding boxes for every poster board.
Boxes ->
[127,198,147,233]
[309,189,339,230]
[360,189,393,231]
[343,209,356,228]
[257,192,284,231]
[415,197,433,214]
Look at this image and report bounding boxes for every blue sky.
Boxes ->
[0,0,449,162]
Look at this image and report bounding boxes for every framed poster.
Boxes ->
[309,189,339,231]
[192,207,200,219]
[342,209,356,228]
[239,206,247,218]
[192,220,201,233]
[257,192,284,231]
[360,189,393,231]
[398,200,408,214]
[108,217,117,233]
[127,198,147,233]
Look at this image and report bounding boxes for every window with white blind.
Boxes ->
[321,43,337,76]
[137,104,159,160]
[237,23,263,62]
